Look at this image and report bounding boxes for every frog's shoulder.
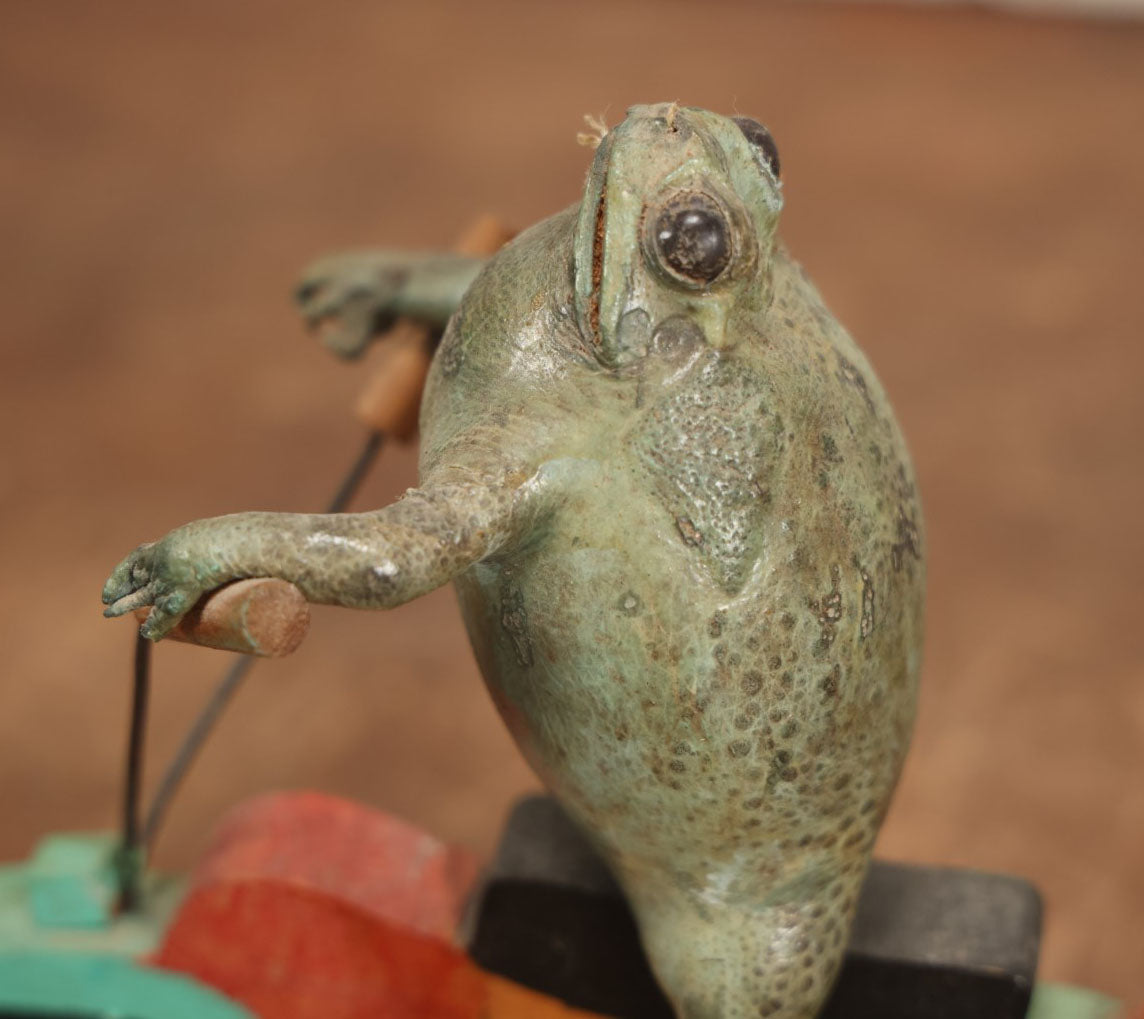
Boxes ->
[435,205,588,379]
[461,205,578,326]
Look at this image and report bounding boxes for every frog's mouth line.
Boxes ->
[589,186,606,348]
[574,130,614,360]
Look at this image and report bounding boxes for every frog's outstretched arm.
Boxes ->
[296,250,486,359]
[102,482,516,640]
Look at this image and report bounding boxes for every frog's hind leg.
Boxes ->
[629,874,860,1019]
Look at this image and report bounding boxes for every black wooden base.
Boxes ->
[465,797,1042,1019]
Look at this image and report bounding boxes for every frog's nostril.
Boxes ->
[651,315,705,356]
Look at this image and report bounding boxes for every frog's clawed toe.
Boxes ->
[102,582,157,618]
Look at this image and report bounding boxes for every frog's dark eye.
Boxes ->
[732,116,780,179]
[652,192,732,286]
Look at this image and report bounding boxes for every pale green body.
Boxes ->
[105,105,924,1019]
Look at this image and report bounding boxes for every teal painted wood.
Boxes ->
[1028,984,1123,1019]
[0,833,183,957]
[0,951,253,1019]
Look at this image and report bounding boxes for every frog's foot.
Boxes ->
[295,252,406,360]
[101,539,207,640]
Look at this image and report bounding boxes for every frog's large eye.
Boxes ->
[732,116,780,179]
[651,192,732,287]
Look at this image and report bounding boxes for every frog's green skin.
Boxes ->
[104,104,924,1019]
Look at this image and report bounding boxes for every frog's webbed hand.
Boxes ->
[102,541,204,641]
[295,250,486,359]
[103,482,521,641]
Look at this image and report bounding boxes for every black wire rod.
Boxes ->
[124,428,386,858]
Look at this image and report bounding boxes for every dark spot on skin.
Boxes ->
[836,354,876,413]
[860,568,876,638]
[821,664,841,699]
[821,433,842,463]
[669,759,687,773]
[891,506,922,571]
[813,633,835,658]
[673,742,691,756]
[780,612,796,630]
[813,566,843,624]
[744,797,764,810]
[728,740,752,758]
[708,612,724,637]
[810,565,843,657]
[767,654,782,670]
[499,579,533,667]
[742,672,763,696]
[438,320,466,377]
[675,515,704,546]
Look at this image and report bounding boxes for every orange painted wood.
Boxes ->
[480,973,606,1019]
[354,216,514,438]
[353,326,433,441]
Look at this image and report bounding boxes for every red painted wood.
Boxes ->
[153,791,483,1018]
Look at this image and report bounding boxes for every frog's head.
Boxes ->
[573,103,783,367]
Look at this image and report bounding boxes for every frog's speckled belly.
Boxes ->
[454,469,917,907]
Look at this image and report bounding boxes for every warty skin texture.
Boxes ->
[104,104,924,1019]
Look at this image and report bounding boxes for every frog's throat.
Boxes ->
[573,130,613,361]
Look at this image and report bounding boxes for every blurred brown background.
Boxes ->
[1,0,1141,1004]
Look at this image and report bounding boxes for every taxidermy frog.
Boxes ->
[104,104,924,1019]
